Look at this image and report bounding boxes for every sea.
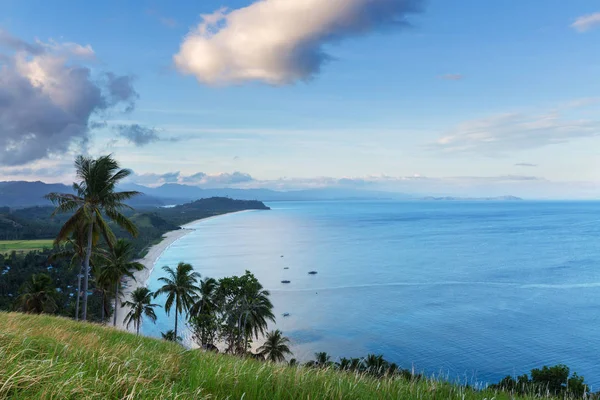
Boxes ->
[142,200,600,387]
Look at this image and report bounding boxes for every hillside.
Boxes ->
[0,312,555,400]
[0,198,269,254]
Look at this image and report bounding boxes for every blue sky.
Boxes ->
[1,0,599,198]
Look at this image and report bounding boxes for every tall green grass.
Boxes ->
[0,312,571,399]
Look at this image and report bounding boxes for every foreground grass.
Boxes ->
[0,312,567,400]
[0,239,54,255]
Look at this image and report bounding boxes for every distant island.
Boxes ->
[421,195,523,201]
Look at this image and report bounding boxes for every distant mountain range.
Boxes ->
[421,195,523,201]
[0,181,413,209]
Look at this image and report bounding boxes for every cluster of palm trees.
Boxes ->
[36,154,294,363]
[124,261,294,362]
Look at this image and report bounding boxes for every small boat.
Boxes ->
[284,267,289,270]
[281,280,291,284]
[283,313,290,317]
[308,271,318,275]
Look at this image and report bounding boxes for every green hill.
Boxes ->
[0,312,566,400]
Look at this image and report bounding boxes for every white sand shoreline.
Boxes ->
[116,210,252,332]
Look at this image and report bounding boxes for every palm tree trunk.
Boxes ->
[75,263,83,321]
[82,213,95,321]
[113,281,119,326]
[101,291,105,321]
[174,309,178,340]
[136,321,140,335]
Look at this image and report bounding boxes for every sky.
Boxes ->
[0,0,600,198]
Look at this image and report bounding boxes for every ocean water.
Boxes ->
[142,201,600,387]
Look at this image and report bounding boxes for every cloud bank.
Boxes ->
[431,108,600,155]
[174,0,422,85]
[571,12,600,32]
[132,171,255,187]
[0,30,137,166]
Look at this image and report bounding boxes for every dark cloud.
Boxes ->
[0,30,138,166]
[116,124,160,146]
[0,29,44,54]
[105,72,138,112]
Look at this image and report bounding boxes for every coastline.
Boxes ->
[116,210,253,332]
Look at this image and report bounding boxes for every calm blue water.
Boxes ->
[142,201,600,387]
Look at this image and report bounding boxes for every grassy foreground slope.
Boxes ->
[0,313,553,400]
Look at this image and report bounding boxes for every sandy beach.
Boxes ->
[115,211,252,332]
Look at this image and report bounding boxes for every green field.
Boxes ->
[0,312,569,400]
[0,239,54,254]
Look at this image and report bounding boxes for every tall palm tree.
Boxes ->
[49,223,99,321]
[98,239,144,326]
[257,330,293,363]
[16,273,57,314]
[122,287,160,335]
[154,262,200,339]
[46,155,140,321]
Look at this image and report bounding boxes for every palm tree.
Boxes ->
[189,277,219,348]
[16,273,57,314]
[98,239,144,326]
[189,277,218,317]
[237,282,275,353]
[364,354,388,376]
[161,330,182,342]
[46,155,140,321]
[257,330,293,363]
[49,224,94,321]
[122,287,160,335]
[154,262,200,339]
[314,352,332,367]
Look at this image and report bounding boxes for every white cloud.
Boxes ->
[174,0,422,85]
[571,12,600,32]
[430,105,600,155]
[132,171,254,187]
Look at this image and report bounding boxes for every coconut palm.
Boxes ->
[154,262,200,339]
[161,330,182,342]
[45,155,140,321]
[16,273,57,314]
[122,287,160,335]
[97,239,144,326]
[189,277,218,317]
[189,277,219,348]
[364,354,388,376]
[314,352,332,367]
[257,330,293,363]
[49,222,100,321]
[237,281,275,353]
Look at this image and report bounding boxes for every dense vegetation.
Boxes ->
[1,312,592,400]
